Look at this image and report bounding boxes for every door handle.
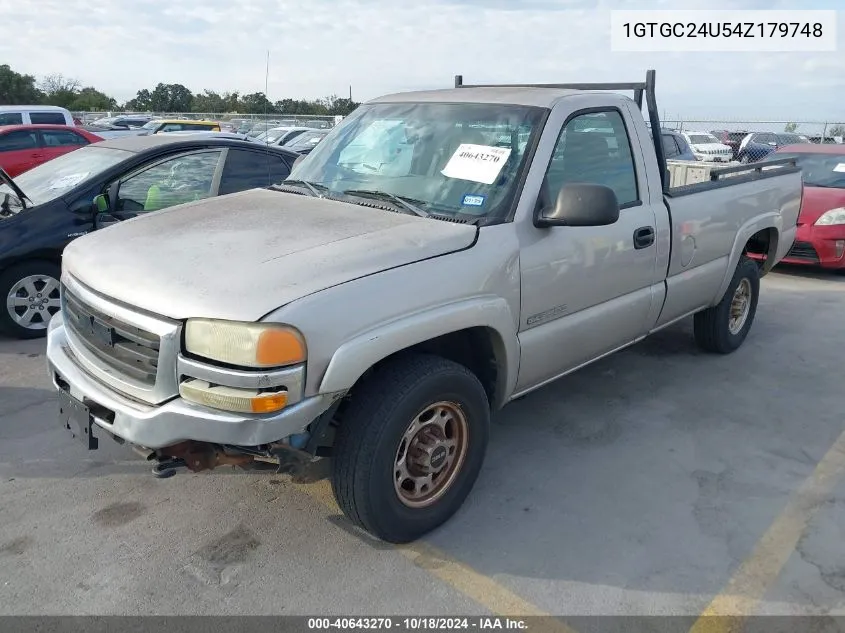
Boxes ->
[633,226,655,249]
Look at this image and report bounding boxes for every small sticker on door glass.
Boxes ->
[441,144,512,185]
[833,163,845,173]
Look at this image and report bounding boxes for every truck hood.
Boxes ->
[62,188,478,321]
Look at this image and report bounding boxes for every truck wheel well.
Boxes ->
[345,327,502,413]
[743,228,778,275]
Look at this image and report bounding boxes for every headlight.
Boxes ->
[815,207,845,226]
[184,319,306,368]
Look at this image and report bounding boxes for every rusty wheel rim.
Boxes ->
[728,278,752,335]
[393,401,469,509]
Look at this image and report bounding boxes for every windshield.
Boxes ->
[688,134,719,145]
[0,145,131,207]
[772,153,845,188]
[287,131,327,148]
[287,102,545,222]
[141,120,160,130]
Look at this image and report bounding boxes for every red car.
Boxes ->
[769,144,845,270]
[0,124,104,177]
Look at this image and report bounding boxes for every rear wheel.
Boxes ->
[0,261,62,339]
[331,353,490,543]
[694,256,760,354]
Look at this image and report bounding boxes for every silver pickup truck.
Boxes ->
[45,71,802,543]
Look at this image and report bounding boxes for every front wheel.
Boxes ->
[694,256,760,354]
[0,261,62,339]
[331,353,490,543]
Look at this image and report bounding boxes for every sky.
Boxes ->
[1,0,843,125]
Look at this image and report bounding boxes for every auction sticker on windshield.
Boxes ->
[442,144,512,185]
[48,172,90,190]
[833,163,845,173]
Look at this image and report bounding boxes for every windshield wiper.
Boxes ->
[272,179,330,197]
[342,189,429,218]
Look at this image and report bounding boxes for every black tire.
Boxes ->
[694,256,760,354]
[0,260,62,340]
[331,353,490,543]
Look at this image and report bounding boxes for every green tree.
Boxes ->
[39,73,82,108]
[148,83,194,112]
[0,64,43,104]
[192,89,227,113]
[784,122,799,133]
[829,124,845,137]
[239,91,275,114]
[69,87,117,111]
[125,89,152,111]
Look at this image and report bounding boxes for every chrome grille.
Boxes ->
[63,286,161,386]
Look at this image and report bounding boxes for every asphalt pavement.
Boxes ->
[1,266,844,622]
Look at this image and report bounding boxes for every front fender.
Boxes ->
[318,296,519,406]
[712,213,783,304]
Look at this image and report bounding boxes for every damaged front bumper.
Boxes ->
[45,313,337,456]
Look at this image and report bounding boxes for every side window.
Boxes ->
[0,112,24,126]
[30,112,67,125]
[218,148,292,194]
[160,123,183,132]
[41,130,89,147]
[545,110,639,207]
[0,130,39,152]
[115,150,223,214]
[662,134,680,158]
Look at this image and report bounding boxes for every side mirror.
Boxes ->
[535,183,620,228]
[92,193,109,214]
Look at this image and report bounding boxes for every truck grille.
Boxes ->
[62,286,161,386]
[786,241,819,263]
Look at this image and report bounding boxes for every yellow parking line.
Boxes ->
[688,428,845,633]
[298,479,579,633]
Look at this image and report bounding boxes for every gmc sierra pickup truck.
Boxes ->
[45,71,802,543]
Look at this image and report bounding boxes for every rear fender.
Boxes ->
[712,213,781,304]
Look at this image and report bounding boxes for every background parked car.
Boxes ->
[0,135,299,338]
[253,126,318,146]
[757,144,845,271]
[737,132,812,163]
[660,129,697,162]
[680,131,733,162]
[711,129,749,160]
[138,119,221,135]
[0,125,103,177]
[281,129,330,155]
[0,105,75,127]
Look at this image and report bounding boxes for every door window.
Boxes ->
[115,150,223,214]
[218,148,292,194]
[0,130,39,152]
[0,112,23,125]
[662,134,681,158]
[41,130,90,147]
[545,110,639,207]
[30,112,67,125]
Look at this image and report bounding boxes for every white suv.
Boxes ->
[0,105,75,127]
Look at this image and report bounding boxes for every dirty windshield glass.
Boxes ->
[0,145,130,208]
[287,102,545,222]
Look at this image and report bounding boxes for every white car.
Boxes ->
[681,131,734,162]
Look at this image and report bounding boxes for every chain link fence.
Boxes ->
[73,111,341,130]
[660,119,844,163]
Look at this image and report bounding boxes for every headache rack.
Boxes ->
[453,69,669,193]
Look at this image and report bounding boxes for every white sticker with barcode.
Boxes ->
[441,144,512,185]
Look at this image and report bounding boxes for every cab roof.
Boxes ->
[366,86,628,109]
[152,119,219,125]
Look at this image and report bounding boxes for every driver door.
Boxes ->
[98,149,224,228]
